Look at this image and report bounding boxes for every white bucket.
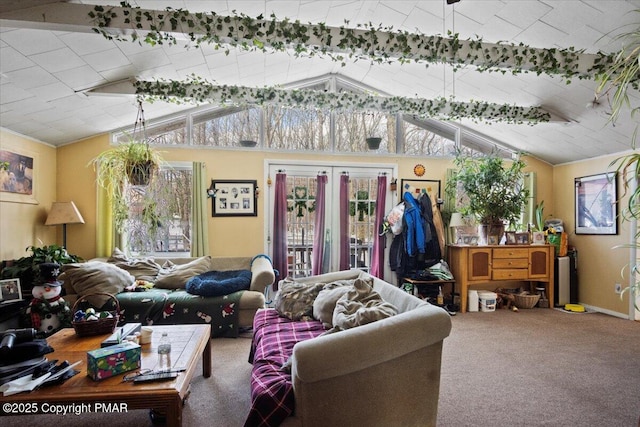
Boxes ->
[478,291,497,312]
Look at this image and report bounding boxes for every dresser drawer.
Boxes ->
[493,258,528,269]
[493,248,528,259]
[492,269,529,280]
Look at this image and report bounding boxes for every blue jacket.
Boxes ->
[402,192,426,256]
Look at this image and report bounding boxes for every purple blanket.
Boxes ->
[245,309,325,427]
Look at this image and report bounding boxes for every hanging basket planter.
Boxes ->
[126,160,156,186]
[366,137,382,150]
[239,140,257,147]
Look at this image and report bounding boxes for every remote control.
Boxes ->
[133,371,180,383]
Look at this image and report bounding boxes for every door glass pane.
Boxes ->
[286,176,317,277]
[348,176,378,273]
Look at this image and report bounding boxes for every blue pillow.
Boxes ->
[185,270,252,297]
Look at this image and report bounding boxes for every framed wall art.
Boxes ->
[211,180,258,217]
[575,172,617,235]
[0,148,38,204]
[0,278,22,302]
[400,179,441,205]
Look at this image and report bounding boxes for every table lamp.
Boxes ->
[449,212,465,244]
[45,201,85,248]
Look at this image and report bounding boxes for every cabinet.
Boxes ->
[448,245,554,313]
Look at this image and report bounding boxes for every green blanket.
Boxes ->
[114,288,243,338]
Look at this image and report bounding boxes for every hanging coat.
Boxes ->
[402,192,426,257]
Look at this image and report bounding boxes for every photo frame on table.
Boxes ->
[400,179,441,206]
[0,148,38,205]
[575,172,617,235]
[515,232,531,245]
[505,231,517,245]
[211,180,258,217]
[0,278,22,301]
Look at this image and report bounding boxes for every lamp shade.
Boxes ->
[45,201,85,226]
[449,212,465,228]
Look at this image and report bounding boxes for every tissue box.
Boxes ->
[87,341,141,381]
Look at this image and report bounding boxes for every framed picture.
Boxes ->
[0,148,38,204]
[461,234,479,246]
[575,172,617,235]
[211,180,258,217]
[0,278,22,302]
[400,179,441,206]
[515,232,530,245]
[505,231,517,245]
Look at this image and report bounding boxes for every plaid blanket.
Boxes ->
[245,309,325,427]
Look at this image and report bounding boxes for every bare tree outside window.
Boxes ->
[265,106,330,150]
[124,167,192,256]
[335,112,395,152]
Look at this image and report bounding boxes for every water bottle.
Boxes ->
[157,332,172,370]
[157,332,171,354]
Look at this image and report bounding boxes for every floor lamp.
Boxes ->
[45,201,85,248]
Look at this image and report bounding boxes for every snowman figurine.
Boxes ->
[26,262,72,336]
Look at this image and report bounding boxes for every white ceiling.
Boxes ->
[1,0,639,164]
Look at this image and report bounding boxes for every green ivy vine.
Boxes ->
[133,77,550,124]
[88,1,621,83]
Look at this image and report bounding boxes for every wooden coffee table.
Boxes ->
[0,324,211,427]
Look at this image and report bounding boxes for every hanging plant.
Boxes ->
[134,77,550,124]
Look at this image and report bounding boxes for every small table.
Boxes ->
[0,324,211,427]
[402,277,456,303]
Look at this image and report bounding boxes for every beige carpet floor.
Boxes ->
[2,308,639,426]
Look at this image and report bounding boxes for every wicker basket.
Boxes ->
[72,293,120,337]
[514,293,541,309]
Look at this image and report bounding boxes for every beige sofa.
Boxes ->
[61,254,275,332]
[250,269,452,426]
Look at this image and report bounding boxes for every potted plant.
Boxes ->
[447,152,529,245]
[1,245,83,295]
[88,137,164,231]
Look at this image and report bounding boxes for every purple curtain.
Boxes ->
[339,174,350,270]
[312,174,327,275]
[273,173,289,285]
[370,175,387,278]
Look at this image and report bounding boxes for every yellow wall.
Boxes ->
[0,129,57,261]
[554,153,635,316]
[7,128,633,317]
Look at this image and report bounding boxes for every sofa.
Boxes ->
[58,251,275,338]
[245,269,452,427]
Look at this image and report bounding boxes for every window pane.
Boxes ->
[115,119,187,146]
[335,112,395,153]
[402,120,456,156]
[264,106,330,151]
[192,108,260,147]
[124,167,192,256]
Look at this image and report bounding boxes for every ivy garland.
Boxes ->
[88,2,621,83]
[133,77,550,124]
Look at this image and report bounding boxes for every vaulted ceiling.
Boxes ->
[1,0,639,164]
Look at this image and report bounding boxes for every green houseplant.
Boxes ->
[595,19,640,313]
[88,137,164,231]
[1,245,83,295]
[448,152,529,244]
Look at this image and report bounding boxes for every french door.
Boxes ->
[266,161,396,279]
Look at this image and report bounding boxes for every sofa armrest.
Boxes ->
[291,304,451,383]
[249,255,275,293]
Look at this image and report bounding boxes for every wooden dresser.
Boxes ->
[448,244,554,313]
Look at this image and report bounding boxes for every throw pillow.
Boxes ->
[58,261,134,307]
[107,248,162,282]
[274,279,325,321]
[154,256,212,289]
[185,270,252,297]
